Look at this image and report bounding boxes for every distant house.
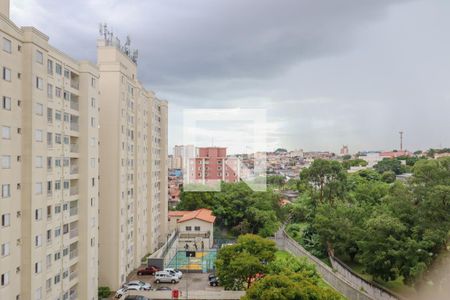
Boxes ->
[380,151,412,158]
[168,208,216,249]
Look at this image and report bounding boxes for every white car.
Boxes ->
[164,268,183,279]
[154,271,180,284]
[114,286,140,298]
[124,280,152,291]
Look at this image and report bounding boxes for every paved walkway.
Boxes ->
[127,290,245,300]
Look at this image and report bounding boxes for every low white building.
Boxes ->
[168,209,216,250]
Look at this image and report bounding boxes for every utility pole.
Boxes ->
[399,131,404,151]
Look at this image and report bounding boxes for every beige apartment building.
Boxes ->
[97,37,168,290]
[0,1,99,300]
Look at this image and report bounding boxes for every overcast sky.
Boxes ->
[11,0,450,153]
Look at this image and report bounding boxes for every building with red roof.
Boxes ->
[168,209,216,249]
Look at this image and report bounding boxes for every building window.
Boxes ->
[55,63,62,75]
[2,67,11,81]
[47,59,53,74]
[54,180,61,191]
[1,213,10,227]
[36,156,43,168]
[35,261,42,273]
[2,184,10,198]
[2,96,11,110]
[1,243,10,257]
[47,84,53,98]
[35,182,43,195]
[2,126,10,139]
[55,133,61,144]
[47,108,53,123]
[35,235,42,247]
[55,110,61,121]
[36,77,43,89]
[36,50,44,64]
[35,103,43,116]
[91,77,96,88]
[1,155,11,169]
[1,272,9,286]
[64,69,70,79]
[35,129,43,142]
[185,226,192,231]
[194,226,201,231]
[55,87,61,98]
[2,38,11,53]
[35,208,42,221]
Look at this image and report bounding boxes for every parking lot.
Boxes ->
[126,270,223,293]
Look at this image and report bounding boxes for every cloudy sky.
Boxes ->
[11,0,450,153]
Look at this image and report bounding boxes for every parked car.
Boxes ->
[164,268,183,279]
[208,273,216,281]
[209,276,220,287]
[123,280,152,291]
[137,265,159,276]
[124,296,151,300]
[154,271,180,284]
[155,286,172,291]
[115,286,141,298]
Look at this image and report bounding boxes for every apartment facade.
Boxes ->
[188,147,240,184]
[0,2,99,300]
[97,38,168,290]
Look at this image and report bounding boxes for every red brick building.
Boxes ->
[188,147,240,184]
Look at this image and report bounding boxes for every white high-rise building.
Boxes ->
[97,36,168,290]
[1,1,99,299]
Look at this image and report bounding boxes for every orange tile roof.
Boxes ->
[168,211,190,217]
[177,208,216,224]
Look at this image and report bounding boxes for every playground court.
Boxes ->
[166,250,217,272]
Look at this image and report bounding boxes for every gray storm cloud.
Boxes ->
[11,0,450,152]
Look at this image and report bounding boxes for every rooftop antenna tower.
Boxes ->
[399,131,404,151]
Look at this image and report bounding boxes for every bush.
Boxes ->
[98,286,111,299]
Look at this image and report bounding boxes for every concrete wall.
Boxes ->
[329,256,405,300]
[274,229,374,300]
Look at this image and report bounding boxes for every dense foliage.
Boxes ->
[287,157,450,286]
[216,235,342,299]
[176,182,282,237]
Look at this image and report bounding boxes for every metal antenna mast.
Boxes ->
[399,131,404,151]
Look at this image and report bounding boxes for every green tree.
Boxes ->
[374,158,407,175]
[381,171,396,183]
[358,213,407,282]
[215,234,277,290]
[267,175,285,186]
[300,159,347,204]
[242,274,342,300]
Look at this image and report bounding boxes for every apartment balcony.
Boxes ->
[69,270,78,281]
[69,221,78,239]
[69,202,78,217]
[70,186,78,196]
[70,165,79,175]
[70,95,79,111]
[69,228,78,239]
[70,143,79,153]
[69,248,78,260]
[69,287,78,300]
[70,71,79,90]
[70,122,79,132]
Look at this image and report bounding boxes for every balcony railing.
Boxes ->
[69,271,77,281]
[70,165,79,175]
[69,207,78,217]
[70,187,78,196]
[70,81,79,90]
[69,289,77,300]
[70,143,79,153]
[69,249,78,260]
[70,122,79,132]
[70,99,79,111]
[69,228,78,239]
